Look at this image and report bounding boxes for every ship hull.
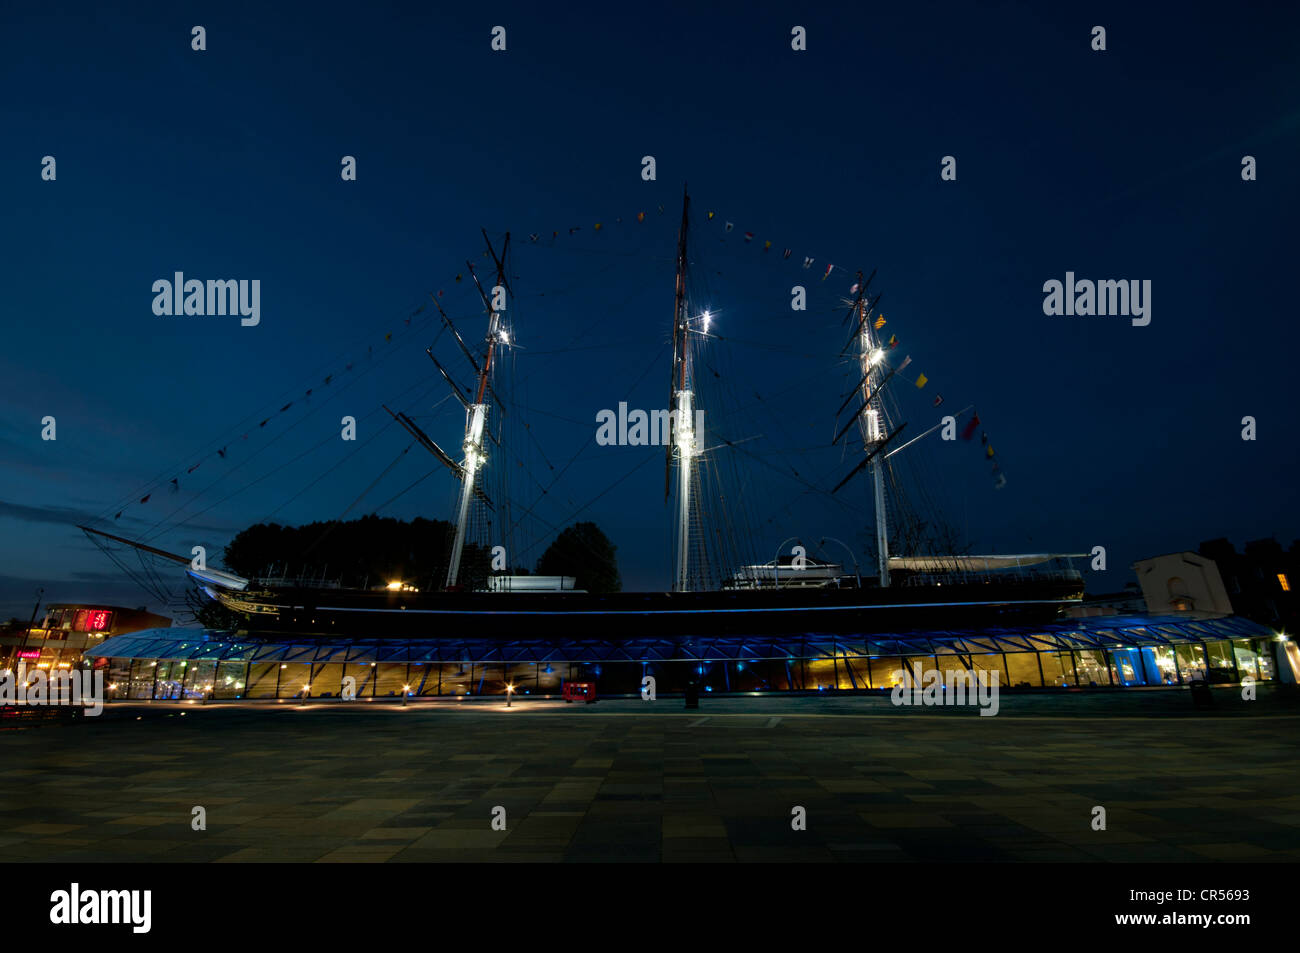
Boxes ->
[198,574,1085,639]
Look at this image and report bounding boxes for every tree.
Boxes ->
[220,515,479,589]
[201,515,494,624]
[537,522,621,593]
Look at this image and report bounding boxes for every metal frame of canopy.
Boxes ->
[83,614,1275,666]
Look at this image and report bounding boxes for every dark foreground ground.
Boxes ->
[2,688,1298,862]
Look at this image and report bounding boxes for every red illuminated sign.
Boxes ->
[65,608,114,632]
[17,650,40,660]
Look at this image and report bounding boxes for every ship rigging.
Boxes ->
[77,188,1086,635]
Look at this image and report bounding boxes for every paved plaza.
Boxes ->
[2,690,1298,862]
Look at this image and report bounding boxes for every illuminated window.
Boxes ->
[73,609,90,631]
[1280,574,1291,592]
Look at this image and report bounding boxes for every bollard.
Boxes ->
[684,680,699,710]
[1189,680,1214,710]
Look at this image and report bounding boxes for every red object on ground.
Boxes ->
[562,681,597,704]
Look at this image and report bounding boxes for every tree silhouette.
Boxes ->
[220,515,489,591]
[537,522,622,593]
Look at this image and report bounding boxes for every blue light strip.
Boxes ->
[308,598,1071,616]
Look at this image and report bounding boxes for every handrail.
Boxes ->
[897,568,1083,587]
[252,576,344,590]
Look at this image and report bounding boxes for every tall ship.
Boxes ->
[82,190,1084,638]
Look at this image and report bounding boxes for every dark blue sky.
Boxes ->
[3,1,1298,619]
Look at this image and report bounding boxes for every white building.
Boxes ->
[1131,551,1234,616]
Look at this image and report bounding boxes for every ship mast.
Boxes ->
[855,290,892,587]
[667,188,699,592]
[830,274,899,587]
[445,232,511,589]
[857,301,889,582]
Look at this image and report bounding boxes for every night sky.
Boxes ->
[2,1,1298,621]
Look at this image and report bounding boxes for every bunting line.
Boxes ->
[111,197,1011,519]
[504,198,1012,490]
[107,296,446,522]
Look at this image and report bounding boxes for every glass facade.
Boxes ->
[83,615,1288,700]
[1004,651,1041,688]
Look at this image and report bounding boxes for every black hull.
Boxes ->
[208,576,1085,639]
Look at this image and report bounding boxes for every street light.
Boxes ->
[402,685,410,707]
[819,536,862,589]
[14,587,43,666]
[772,537,801,590]
[506,683,515,708]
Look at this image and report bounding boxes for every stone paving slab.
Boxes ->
[1,691,1297,862]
